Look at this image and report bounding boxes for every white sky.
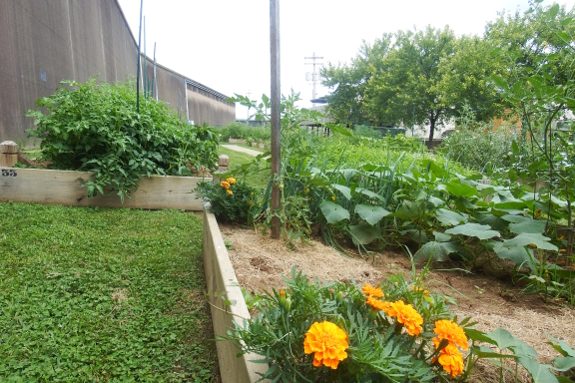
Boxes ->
[116,0,575,119]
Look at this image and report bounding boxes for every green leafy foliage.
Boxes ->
[26,79,219,201]
[216,122,271,146]
[195,177,260,224]
[465,328,575,383]
[0,202,217,381]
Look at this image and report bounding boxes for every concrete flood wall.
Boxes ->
[0,0,235,143]
[202,205,269,383]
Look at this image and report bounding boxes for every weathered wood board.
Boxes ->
[0,167,208,210]
[202,205,269,383]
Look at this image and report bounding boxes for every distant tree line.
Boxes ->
[321,1,575,141]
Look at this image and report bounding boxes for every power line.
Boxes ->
[304,52,323,101]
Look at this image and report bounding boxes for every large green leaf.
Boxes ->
[484,328,519,350]
[355,187,385,202]
[553,356,575,372]
[502,233,558,251]
[433,232,451,242]
[435,208,468,226]
[548,336,575,358]
[446,180,478,198]
[502,214,528,223]
[413,241,459,263]
[510,338,539,359]
[493,243,534,267]
[393,200,420,220]
[509,219,547,234]
[466,329,498,345]
[445,223,501,240]
[319,201,350,224]
[331,184,351,200]
[355,204,391,226]
[519,358,559,383]
[477,213,509,231]
[349,224,381,245]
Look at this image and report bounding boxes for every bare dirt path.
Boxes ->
[221,144,263,157]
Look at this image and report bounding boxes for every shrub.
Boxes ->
[195,177,260,224]
[437,128,523,172]
[217,122,271,143]
[26,79,219,201]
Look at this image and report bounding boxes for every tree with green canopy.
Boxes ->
[322,26,504,141]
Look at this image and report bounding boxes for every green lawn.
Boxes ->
[0,202,218,382]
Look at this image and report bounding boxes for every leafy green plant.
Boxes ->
[548,336,575,380]
[26,78,219,201]
[437,124,524,172]
[217,121,271,144]
[195,177,260,224]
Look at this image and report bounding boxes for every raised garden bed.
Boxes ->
[0,167,207,210]
[202,208,575,383]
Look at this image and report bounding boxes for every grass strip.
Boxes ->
[0,202,218,382]
[218,147,270,189]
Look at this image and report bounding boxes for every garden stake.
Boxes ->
[269,0,281,239]
[136,0,143,113]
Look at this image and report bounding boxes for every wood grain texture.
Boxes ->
[0,167,208,210]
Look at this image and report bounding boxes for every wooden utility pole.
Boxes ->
[270,0,281,239]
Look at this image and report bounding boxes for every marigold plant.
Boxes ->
[433,319,468,350]
[366,295,390,311]
[362,283,384,298]
[384,300,423,336]
[303,321,348,369]
[195,178,260,224]
[432,338,465,378]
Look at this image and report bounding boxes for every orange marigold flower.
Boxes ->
[303,321,348,370]
[385,300,423,336]
[433,320,468,350]
[362,284,384,298]
[432,338,465,378]
[226,189,233,195]
[366,295,390,311]
[221,181,230,189]
[226,177,237,185]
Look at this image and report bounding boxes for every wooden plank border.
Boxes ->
[202,204,269,383]
[0,167,207,211]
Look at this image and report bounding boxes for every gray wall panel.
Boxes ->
[0,0,235,144]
